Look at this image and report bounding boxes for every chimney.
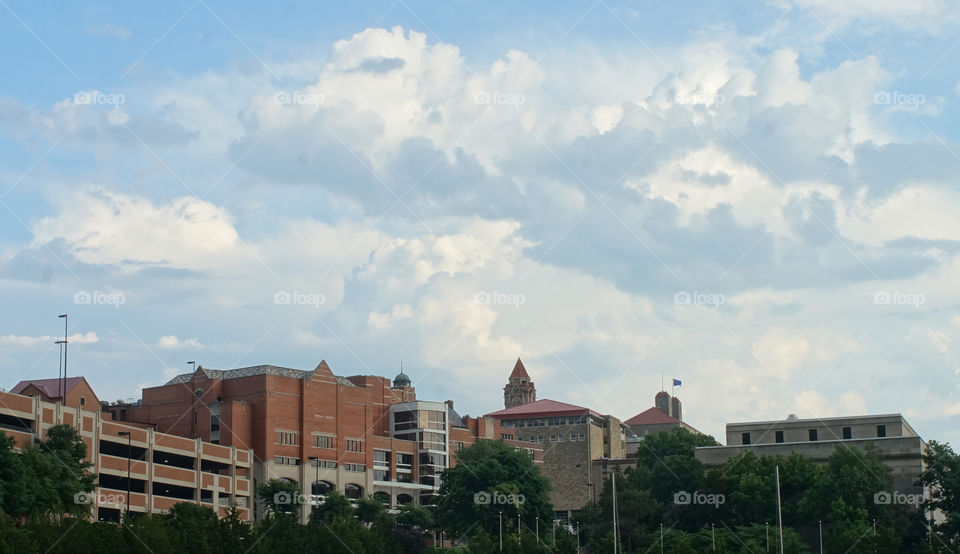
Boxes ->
[446,400,454,410]
[671,396,682,421]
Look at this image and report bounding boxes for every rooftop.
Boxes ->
[163,362,361,388]
[624,406,681,426]
[11,376,86,398]
[508,357,530,380]
[485,398,600,418]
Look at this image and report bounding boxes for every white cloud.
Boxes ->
[82,23,132,39]
[0,332,99,349]
[157,335,203,349]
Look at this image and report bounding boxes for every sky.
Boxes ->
[1,0,960,446]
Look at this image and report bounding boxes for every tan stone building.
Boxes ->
[486,363,627,520]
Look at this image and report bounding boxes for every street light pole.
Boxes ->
[118,431,131,522]
[499,511,502,551]
[58,314,67,398]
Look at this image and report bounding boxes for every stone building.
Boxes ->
[487,363,627,520]
[623,392,701,455]
[503,357,536,408]
[695,413,927,496]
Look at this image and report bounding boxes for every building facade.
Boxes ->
[623,392,701,455]
[486,396,627,520]
[695,413,927,495]
[0,389,253,522]
[109,361,535,522]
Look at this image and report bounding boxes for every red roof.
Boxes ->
[624,407,680,426]
[11,377,85,399]
[509,357,530,380]
[485,398,599,418]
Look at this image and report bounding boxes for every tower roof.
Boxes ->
[509,357,530,380]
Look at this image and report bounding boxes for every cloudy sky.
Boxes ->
[2,1,959,445]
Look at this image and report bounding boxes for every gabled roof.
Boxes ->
[485,398,599,418]
[11,377,86,398]
[509,358,530,380]
[625,407,680,426]
[163,362,360,388]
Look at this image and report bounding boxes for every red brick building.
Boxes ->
[0,388,253,522]
[11,376,99,410]
[109,361,541,522]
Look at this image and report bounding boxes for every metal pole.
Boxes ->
[766,523,769,552]
[499,512,502,551]
[612,470,618,554]
[518,511,521,547]
[712,523,715,551]
[819,520,823,554]
[776,466,784,554]
[660,523,664,552]
[536,516,539,544]
[60,314,67,399]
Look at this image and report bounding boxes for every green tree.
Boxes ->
[920,440,960,546]
[255,478,302,518]
[16,424,95,519]
[434,440,553,540]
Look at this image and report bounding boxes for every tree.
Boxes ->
[14,424,95,519]
[434,440,553,540]
[255,478,302,518]
[920,440,960,546]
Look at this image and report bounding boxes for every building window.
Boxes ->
[742,432,751,445]
[457,442,464,451]
[79,397,85,407]
[537,435,544,443]
[277,431,296,445]
[195,389,202,399]
[877,425,886,438]
[557,434,564,442]
[312,459,337,469]
[808,429,818,441]
[550,434,557,443]
[775,431,784,443]
[500,433,513,440]
[314,435,335,449]
[211,415,221,432]
[842,427,852,440]
[579,433,585,441]
[344,463,365,472]
[274,456,299,465]
[345,439,364,452]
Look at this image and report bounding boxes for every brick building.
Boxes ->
[110,360,539,522]
[486,363,627,520]
[623,391,701,455]
[12,376,99,410]
[0,388,253,522]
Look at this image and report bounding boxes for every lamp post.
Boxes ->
[58,314,67,398]
[536,515,539,545]
[307,456,319,506]
[499,511,502,551]
[118,431,131,521]
[187,361,196,372]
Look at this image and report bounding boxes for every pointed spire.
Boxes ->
[509,357,530,380]
[313,359,333,377]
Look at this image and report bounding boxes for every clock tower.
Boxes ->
[503,358,536,409]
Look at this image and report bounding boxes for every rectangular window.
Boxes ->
[537,435,544,443]
[557,434,564,442]
[311,459,337,469]
[374,469,389,481]
[500,433,514,440]
[842,427,852,440]
[273,456,300,466]
[550,434,557,443]
[314,435,335,449]
[808,429,818,441]
[345,438,364,452]
[210,415,220,432]
[457,442,464,451]
[877,425,886,438]
[344,463,365,472]
[277,431,297,445]
[775,431,784,443]
[742,432,751,445]
[579,433,585,441]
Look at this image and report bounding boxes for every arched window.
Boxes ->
[373,491,391,506]
[195,389,202,399]
[311,480,334,495]
[344,483,363,499]
[396,493,414,506]
[79,397,85,406]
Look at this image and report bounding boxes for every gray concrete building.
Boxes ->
[695,413,927,496]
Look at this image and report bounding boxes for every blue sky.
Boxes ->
[2,0,960,445]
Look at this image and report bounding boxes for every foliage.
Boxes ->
[920,440,960,547]
[434,439,553,538]
[254,478,302,518]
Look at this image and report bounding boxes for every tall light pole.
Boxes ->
[58,314,67,398]
[536,515,539,545]
[499,511,502,551]
[118,431,131,522]
[187,361,196,372]
[819,520,823,553]
[712,523,715,551]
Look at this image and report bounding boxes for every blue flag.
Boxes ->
[672,379,682,386]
